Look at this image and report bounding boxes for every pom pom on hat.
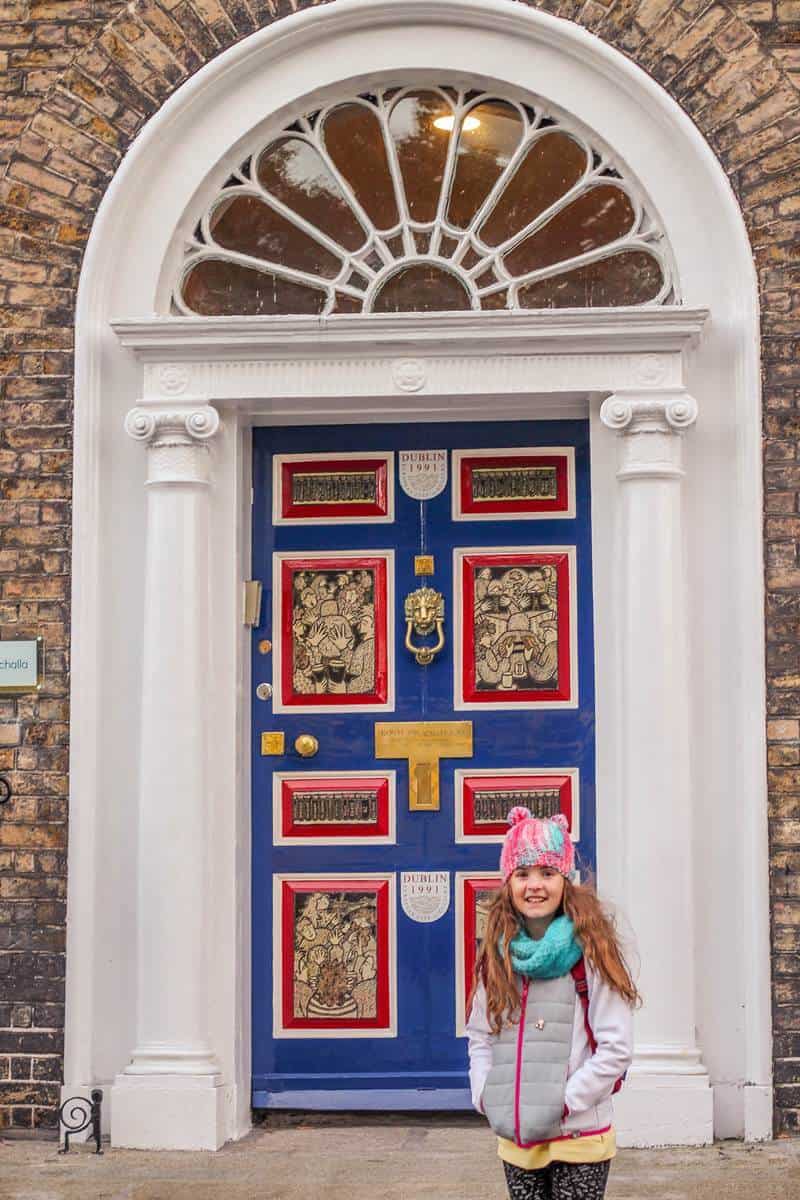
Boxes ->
[499,807,575,882]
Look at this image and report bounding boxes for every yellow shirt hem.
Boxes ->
[497,1127,617,1170]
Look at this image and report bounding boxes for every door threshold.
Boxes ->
[253,1088,474,1111]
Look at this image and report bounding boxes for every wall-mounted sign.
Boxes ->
[0,638,43,695]
[399,450,447,500]
[400,870,450,923]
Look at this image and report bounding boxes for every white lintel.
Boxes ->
[111,308,709,409]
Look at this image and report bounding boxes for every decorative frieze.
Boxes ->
[136,350,689,403]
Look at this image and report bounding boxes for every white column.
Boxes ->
[600,389,714,1147]
[111,402,226,1151]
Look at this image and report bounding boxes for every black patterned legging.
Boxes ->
[502,1159,611,1200]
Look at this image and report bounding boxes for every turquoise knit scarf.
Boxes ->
[504,915,583,979]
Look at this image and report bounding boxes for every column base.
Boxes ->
[614,1072,714,1147]
[743,1084,774,1141]
[111,1073,226,1150]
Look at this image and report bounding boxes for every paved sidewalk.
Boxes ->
[1,1116,798,1200]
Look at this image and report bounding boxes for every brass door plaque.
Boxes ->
[374,721,473,811]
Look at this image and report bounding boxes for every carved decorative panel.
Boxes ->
[454,872,502,1036]
[274,875,395,1037]
[454,548,576,709]
[454,768,577,842]
[273,452,394,524]
[273,552,394,713]
[273,771,396,845]
[452,448,574,519]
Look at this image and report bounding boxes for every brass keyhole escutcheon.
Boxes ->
[294,733,319,758]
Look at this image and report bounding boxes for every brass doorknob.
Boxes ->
[294,733,319,758]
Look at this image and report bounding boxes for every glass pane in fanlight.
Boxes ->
[182,259,327,316]
[479,132,588,248]
[209,195,342,279]
[372,263,471,312]
[323,103,399,230]
[481,290,509,310]
[504,185,636,277]
[517,250,664,308]
[389,91,452,223]
[257,138,365,252]
[333,293,363,314]
[446,101,524,229]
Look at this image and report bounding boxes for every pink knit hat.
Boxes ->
[500,807,574,881]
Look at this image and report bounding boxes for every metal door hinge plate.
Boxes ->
[243,580,263,627]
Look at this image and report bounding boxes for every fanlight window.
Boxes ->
[176,86,674,317]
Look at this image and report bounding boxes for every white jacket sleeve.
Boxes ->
[465,981,493,1113]
[563,965,634,1116]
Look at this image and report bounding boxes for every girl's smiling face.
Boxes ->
[509,864,565,935]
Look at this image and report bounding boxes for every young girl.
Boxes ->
[466,807,639,1200]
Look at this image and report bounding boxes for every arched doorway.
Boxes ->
[65,0,769,1150]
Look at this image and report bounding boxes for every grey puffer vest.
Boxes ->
[480,972,575,1146]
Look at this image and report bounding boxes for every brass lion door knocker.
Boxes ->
[404,586,445,666]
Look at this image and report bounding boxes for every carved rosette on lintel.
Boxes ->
[124,402,221,485]
[600,389,698,481]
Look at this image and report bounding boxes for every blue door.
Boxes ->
[252,419,595,1109]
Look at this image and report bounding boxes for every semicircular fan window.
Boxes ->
[176,87,674,317]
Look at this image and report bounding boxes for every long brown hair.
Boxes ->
[469,874,641,1034]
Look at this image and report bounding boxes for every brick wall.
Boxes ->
[0,0,798,1134]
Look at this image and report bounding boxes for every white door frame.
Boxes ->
[64,0,771,1151]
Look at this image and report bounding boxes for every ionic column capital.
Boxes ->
[600,389,698,435]
[600,390,698,481]
[124,402,221,485]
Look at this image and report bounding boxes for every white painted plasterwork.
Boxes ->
[114,311,697,406]
[66,0,771,1153]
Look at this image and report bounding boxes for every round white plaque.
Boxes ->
[399,450,448,500]
[400,870,450,923]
